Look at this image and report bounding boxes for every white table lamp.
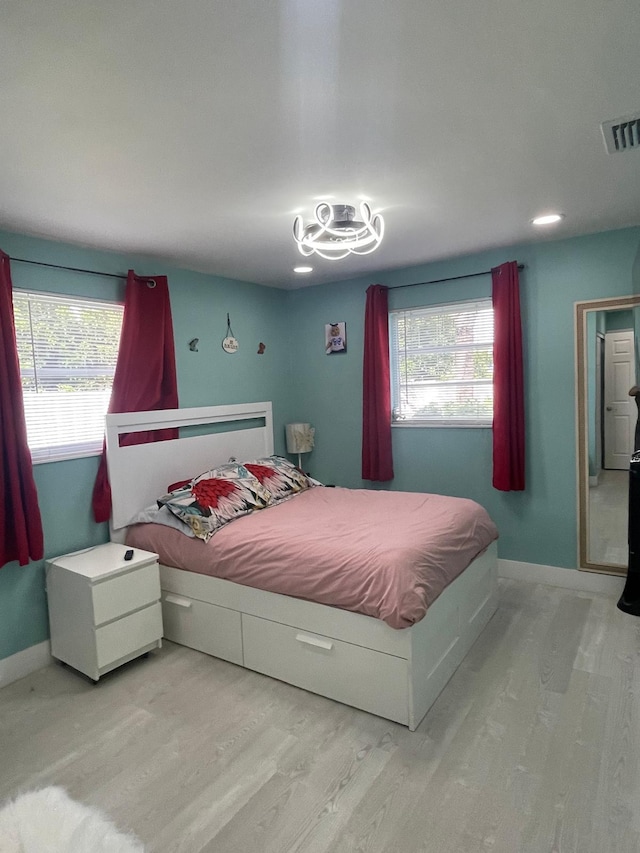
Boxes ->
[285,423,315,470]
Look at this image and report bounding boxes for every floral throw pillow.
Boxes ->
[243,455,317,504]
[157,463,271,541]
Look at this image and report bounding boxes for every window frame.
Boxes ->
[13,288,124,464]
[389,297,494,429]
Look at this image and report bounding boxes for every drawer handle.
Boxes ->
[295,633,333,651]
[164,594,192,609]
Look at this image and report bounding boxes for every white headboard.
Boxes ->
[106,401,274,538]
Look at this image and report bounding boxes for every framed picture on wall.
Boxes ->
[325,322,347,355]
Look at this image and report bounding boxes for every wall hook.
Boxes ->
[188,338,199,352]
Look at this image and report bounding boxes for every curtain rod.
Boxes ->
[10,256,126,280]
[390,263,525,290]
[10,255,525,288]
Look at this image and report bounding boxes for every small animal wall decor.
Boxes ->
[257,342,266,355]
[325,322,347,354]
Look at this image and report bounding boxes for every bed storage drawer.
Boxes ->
[161,591,243,666]
[242,615,409,725]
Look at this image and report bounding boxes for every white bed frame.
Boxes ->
[106,402,498,731]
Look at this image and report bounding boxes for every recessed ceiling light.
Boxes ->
[294,266,313,274]
[531,213,565,226]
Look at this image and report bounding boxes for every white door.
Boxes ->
[595,334,604,473]
[604,329,636,469]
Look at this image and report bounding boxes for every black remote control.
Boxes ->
[124,549,134,561]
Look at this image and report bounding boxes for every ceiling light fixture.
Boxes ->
[293,202,384,260]
[293,266,313,274]
[531,213,565,226]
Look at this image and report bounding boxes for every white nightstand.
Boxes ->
[46,542,163,682]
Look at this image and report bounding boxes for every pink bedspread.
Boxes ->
[126,486,498,629]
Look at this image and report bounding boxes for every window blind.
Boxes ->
[390,298,494,424]
[13,290,124,462]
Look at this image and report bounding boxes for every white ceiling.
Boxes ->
[1,0,640,289]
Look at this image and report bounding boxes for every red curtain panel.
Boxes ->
[0,251,44,567]
[92,271,179,522]
[362,284,394,481]
[492,261,525,490]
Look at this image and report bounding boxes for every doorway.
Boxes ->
[603,329,636,470]
[577,295,640,575]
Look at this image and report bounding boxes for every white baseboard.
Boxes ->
[499,559,626,595]
[0,640,52,689]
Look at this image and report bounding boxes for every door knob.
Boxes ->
[606,406,613,411]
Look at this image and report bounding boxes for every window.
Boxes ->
[390,298,494,426]
[13,290,124,463]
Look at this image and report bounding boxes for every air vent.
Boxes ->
[601,113,640,154]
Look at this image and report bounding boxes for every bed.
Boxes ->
[106,402,499,731]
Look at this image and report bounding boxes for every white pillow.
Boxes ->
[128,503,195,537]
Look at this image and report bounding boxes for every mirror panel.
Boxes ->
[576,295,640,574]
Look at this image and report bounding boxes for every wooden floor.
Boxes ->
[1,578,639,853]
[589,469,628,567]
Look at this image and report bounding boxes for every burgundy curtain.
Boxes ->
[362,284,394,481]
[92,270,179,522]
[0,251,44,567]
[492,261,525,490]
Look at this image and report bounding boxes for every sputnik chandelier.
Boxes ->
[293,202,384,260]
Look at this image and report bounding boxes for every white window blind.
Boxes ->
[13,290,124,463]
[390,298,494,425]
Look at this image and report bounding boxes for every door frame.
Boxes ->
[575,294,640,574]
[592,331,604,484]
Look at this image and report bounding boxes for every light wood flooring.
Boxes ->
[589,469,628,567]
[1,578,640,853]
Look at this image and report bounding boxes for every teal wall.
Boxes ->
[2,225,640,662]
[287,227,640,570]
[0,229,291,660]
[606,309,633,331]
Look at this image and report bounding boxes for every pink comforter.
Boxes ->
[126,486,498,629]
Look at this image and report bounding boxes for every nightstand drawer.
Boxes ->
[92,562,160,625]
[96,602,163,669]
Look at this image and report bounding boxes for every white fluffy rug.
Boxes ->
[0,787,143,853]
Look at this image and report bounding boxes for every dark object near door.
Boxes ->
[617,451,640,615]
